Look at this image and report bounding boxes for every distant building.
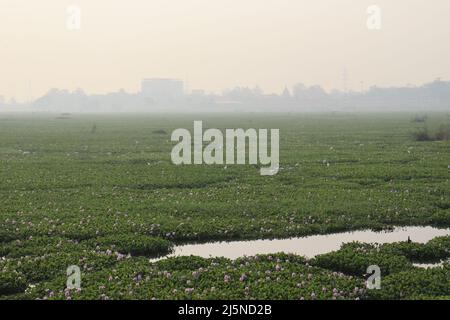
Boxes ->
[141,78,184,102]
[191,89,206,96]
[282,87,291,99]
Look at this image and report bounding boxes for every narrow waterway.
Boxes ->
[157,226,449,260]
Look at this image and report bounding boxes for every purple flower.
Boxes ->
[185,288,194,294]
[224,274,231,283]
[116,253,125,261]
[239,274,247,282]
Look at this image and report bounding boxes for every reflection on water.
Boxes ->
[160,226,449,260]
[413,261,448,269]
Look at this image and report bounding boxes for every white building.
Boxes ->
[141,78,184,102]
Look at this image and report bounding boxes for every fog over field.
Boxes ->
[1,0,450,304]
[2,79,450,113]
[1,0,450,112]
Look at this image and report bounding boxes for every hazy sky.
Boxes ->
[1,0,450,101]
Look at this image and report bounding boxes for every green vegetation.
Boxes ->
[412,123,450,141]
[0,112,449,300]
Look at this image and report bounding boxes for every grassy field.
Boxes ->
[0,112,449,300]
